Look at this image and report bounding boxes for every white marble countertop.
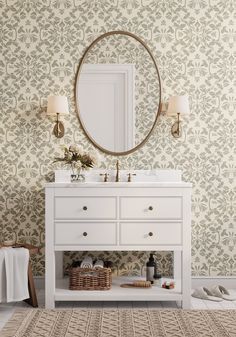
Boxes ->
[45,181,192,188]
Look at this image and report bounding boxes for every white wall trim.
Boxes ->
[192,276,236,289]
[34,276,45,290]
[192,276,236,279]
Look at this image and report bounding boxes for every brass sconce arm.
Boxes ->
[171,112,181,138]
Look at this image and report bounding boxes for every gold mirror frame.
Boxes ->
[75,31,162,156]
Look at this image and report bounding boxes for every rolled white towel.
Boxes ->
[80,256,93,269]
[93,260,104,269]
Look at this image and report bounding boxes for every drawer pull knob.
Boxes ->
[83,232,88,237]
[83,206,87,211]
[148,232,153,237]
[148,206,153,211]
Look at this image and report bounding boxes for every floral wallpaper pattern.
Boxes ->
[0,0,235,277]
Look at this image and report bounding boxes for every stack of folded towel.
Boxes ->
[72,257,112,269]
[80,256,93,268]
[0,247,29,303]
[93,260,104,269]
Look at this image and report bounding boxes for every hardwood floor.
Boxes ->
[1,289,236,331]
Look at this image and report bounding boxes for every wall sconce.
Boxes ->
[47,95,69,138]
[166,95,190,138]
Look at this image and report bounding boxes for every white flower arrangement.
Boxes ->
[54,145,100,174]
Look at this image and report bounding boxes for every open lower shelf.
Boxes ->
[55,277,182,302]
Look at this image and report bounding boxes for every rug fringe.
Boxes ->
[1,310,30,337]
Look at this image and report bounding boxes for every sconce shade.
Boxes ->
[167,95,190,116]
[47,96,69,115]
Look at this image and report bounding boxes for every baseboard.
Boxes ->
[34,276,45,290]
[192,277,236,289]
[35,276,236,290]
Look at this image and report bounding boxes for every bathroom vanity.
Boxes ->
[45,175,191,309]
[44,31,193,309]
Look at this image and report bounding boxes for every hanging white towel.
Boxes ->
[93,260,104,269]
[4,247,29,302]
[80,256,93,268]
[0,248,7,302]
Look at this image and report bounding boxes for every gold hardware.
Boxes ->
[127,173,136,182]
[100,173,109,182]
[115,160,120,182]
[53,113,65,138]
[171,112,181,138]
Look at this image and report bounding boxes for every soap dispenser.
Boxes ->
[146,253,156,284]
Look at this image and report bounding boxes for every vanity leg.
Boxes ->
[45,251,55,309]
[182,190,192,309]
[174,251,182,308]
[45,188,55,309]
[181,250,191,309]
[173,251,181,280]
[56,251,63,279]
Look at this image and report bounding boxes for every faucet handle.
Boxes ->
[127,173,136,182]
[100,173,109,182]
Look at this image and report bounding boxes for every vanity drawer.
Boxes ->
[120,197,182,220]
[120,222,182,245]
[55,197,116,219]
[55,222,117,245]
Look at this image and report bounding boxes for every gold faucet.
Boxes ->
[115,160,120,182]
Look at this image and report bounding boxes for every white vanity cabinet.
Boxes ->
[45,182,191,309]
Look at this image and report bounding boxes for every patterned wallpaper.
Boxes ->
[0,0,235,277]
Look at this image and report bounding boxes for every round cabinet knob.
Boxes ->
[148,206,153,211]
[148,232,153,237]
[83,232,87,237]
[83,206,87,211]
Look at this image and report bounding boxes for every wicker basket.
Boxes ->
[69,267,112,290]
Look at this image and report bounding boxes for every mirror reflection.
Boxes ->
[76,32,161,155]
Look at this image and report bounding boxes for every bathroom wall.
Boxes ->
[0,0,235,277]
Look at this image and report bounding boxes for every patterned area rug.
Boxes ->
[1,309,236,337]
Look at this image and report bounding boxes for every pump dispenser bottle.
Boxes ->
[146,253,156,284]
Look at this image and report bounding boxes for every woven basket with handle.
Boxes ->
[69,267,112,290]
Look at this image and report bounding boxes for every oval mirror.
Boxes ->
[75,31,161,156]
